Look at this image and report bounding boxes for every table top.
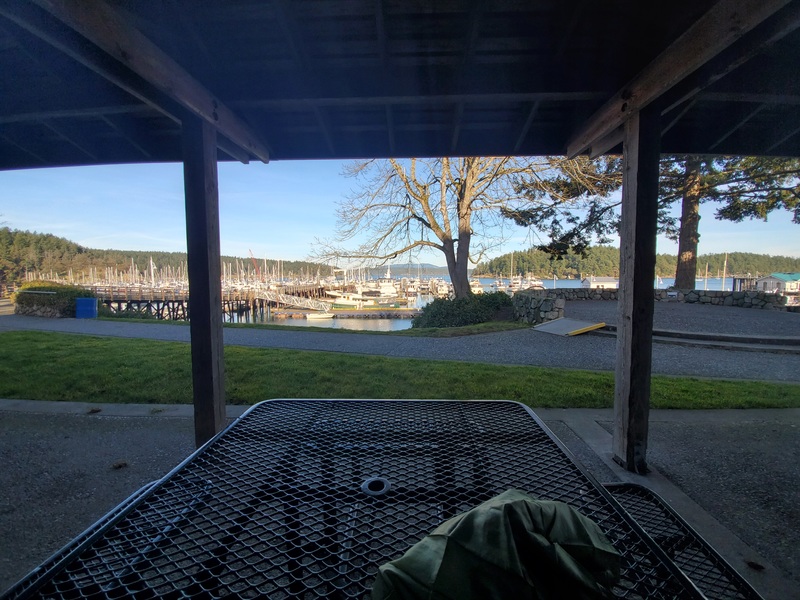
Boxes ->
[5,400,703,600]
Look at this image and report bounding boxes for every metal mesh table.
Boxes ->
[604,483,762,600]
[4,400,705,599]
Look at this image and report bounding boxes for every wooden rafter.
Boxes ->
[449,0,483,153]
[513,101,541,153]
[567,0,794,157]
[233,91,605,110]
[661,98,699,136]
[709,104,767,150]
[374,0,388,66]
[101,114,154,159]
[27,0,270,163]
[512,2,586,155]
[450,103,465,154]
[0,104,144,125]
[273,0,334,155]
[40,119,99,160]
[385,105,396,154]
[0,132,48,164]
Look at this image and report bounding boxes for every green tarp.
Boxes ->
[372,489,621,600]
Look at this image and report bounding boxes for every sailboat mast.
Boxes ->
[722,252,728,291]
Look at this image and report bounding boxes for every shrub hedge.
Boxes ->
[412,291,512,328]
[12,281,96,317]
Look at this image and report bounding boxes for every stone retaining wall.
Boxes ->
[513,287,796,324]
[14,304,63,318]
[668,289,791,310]
[512,291,566,325]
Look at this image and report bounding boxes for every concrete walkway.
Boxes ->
[1,302,799,597]
[1,400,798,599]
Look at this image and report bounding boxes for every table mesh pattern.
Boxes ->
[604,483,763,600]
[12,401,696,599]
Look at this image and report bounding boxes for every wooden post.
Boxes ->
[182,116,226,447]
[613,106,661,474]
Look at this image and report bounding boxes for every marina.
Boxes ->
[16,264,751,332]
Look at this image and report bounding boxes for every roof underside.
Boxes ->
[1,0,799,170]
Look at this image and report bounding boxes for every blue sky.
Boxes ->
[0,161,797,266]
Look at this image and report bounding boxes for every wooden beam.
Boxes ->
[216,135,251,164]
[589,126,624,159]
[234,91,605,110]
[567,0,792,157]
[613,106,661,474]
[659,1,800,119]
[1,2,256,163]
[30,0,270,163]
[182,117,226,448]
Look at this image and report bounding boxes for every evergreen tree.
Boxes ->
[503,156,799,288]
[660,156,800,288]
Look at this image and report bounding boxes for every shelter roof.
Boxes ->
[766,272,800,281]
[1,0,799,169]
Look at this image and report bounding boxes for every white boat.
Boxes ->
[506,274,545,294]
[524,276,545,289]
[469,279,484,294]
[306,312,334,320]
[359,267,400,299]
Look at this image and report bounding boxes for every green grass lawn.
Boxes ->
[100,316,530,337]
[0,330,798,409]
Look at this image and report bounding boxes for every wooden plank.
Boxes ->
[533,318,606,336]
[567,0,792,157]
[613,107,661,474]
[182,117,226,448]
[31,0,270,163]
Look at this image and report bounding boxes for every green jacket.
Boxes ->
[372,489,620,600]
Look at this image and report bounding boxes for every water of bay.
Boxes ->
[235,276,736,332]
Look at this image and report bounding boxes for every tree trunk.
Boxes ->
[448,160,476,299]
[443,237,471,298]
[674,158,702,289]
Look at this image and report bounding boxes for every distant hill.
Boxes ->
[474,246,800,279]
[0,228,329,283]
[364,263,450,278]
[4,228,798,284]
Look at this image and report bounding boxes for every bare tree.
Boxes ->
[317,157,537,298]
[501,156,624,257]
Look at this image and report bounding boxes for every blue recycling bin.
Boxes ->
[75,297,98,319]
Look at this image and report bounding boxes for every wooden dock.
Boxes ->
[88,285,329,321]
